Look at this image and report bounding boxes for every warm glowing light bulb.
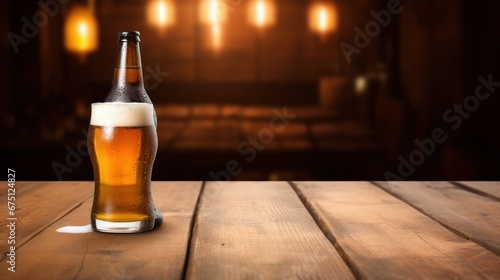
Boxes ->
[157,1,167,25]
[209,0,220,24]
[200,0,228,25]
[318,8,328,32]
[198,0,227,50]
[308,3,338,34]
[147,0,175,29]
[77,22,88,35]
[64,5,98,57]
[256,1,266,26]
[355,76,367,95]
[212,24,222,49]
[248,0,275,28]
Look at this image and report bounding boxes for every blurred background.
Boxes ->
[1,0,499,181]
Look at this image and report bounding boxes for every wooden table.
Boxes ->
[1,182,500,279]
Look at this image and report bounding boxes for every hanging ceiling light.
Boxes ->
[211,24,222,50]
[199,0,227,50]
[248,0,275,28]
[146,0,175,30]
[64,5,99,61]
[200,0,228,25]
[308,2,338,35]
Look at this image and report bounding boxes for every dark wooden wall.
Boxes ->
[396,0,500,179]
[461,0,500,179]
[6,0,498,180]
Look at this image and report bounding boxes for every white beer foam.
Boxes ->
[91,102,154,127]
[56,224,93,234]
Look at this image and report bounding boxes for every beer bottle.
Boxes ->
[88,31,162,233]
[105,32,153,103]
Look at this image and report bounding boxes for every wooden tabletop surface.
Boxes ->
[1,181,500,279]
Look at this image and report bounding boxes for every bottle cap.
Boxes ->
[118,31,141,42]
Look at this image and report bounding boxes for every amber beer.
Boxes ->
[88,31,161,233]
[88,103,157,232]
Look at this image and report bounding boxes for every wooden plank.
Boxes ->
[376,181,500,256]
[293,182,500,279]
[0,181,46,200]
[186,182,354,280]
[1,182,202,279]
[455,181,500,201]
[0,182,93,255]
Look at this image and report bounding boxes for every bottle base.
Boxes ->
[92,218,154,233]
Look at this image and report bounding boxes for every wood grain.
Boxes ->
[376,181,500,256]
[293,181,500,280]
[455,181,500,201]
[1,182,202,280]
[186,181,354,280]
[0,181,41,200]
[0,182,93,257]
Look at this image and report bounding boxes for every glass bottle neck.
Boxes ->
[112,42,145,89]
